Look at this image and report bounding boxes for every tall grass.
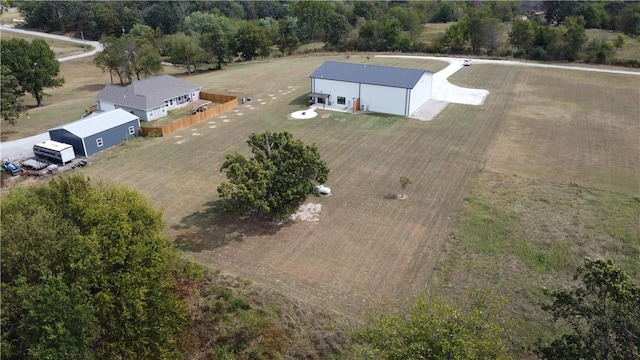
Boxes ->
[433,171,640,357]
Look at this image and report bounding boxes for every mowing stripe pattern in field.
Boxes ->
[82,57,523,315]
[477,67,640,195]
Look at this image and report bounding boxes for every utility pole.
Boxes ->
[81,31,86,51]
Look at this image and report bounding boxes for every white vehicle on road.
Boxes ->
[463,59,472,66]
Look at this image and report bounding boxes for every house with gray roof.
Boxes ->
[96,74,201,121]
[309,61,433,116]
[49,109,140,157]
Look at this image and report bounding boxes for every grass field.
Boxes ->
[418,22,452,44]
[434,64,639,354]
[1,43,638,354]
[586,28,640,61]
[0,9,23,25]
[76,55,638,318]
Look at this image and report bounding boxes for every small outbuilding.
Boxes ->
[49,109,140,157]
[309,61,433,117]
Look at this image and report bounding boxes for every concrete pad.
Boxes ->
[410,99,449,121]
[291,108,318,119]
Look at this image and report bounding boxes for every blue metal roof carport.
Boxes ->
[48,109,140,157]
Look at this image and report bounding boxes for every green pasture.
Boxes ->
[2,48,638,356]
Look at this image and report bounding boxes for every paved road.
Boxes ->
[377,54,640,76]
[0,25,104,61]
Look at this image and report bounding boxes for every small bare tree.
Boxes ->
[399,176,412,199]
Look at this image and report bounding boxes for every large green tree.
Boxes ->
[290,0,332,42]
[143,1,182,34]
[94,35,162,84]
[1,65,27,125]
[617,3,640,36]
[509,18,535,52]
[165,33,207,74]
[353,290,512,359]
[323,12,351,49]
[536,258,640,359]
[0,38,64,107]
[562,15,588,61]
[1,175,185,360]
[235,22,272,61]
[218,131,330,221]
[276,17,301,55]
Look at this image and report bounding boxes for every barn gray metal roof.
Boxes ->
[309,61,430,89]
[96,74,201,110]
[50,109,139,138]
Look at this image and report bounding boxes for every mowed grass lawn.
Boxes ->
[80,54,639,316]
[5,47,638,352]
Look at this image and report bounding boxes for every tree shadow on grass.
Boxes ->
[288,93,310,106]
[76,83,108,92]
[172,200,292,252]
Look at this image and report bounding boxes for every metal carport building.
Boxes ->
[49,109,140,157]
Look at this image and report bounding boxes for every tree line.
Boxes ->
[15,0,640,74]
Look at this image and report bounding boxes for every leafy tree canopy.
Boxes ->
[536,258,640,360]
[218,131,329,221]
[0,38,64,107]
[1,65,27,125]
[1,175,185,360]
[94,35,162,84]
[352,290,512,359]
[234,22,272,61]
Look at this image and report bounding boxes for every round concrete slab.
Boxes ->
[291,109,318,119]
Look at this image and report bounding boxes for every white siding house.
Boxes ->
[96,75,201,121]
[309,61,433,117]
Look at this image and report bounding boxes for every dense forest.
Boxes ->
[13,0,640,70]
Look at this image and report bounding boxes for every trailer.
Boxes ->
[33,140,76,165]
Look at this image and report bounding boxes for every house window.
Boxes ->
[128,126,135,135]
[161,108,166,113]
[96,138,103,147]
[337,96,346,105]
[149,110,154,118]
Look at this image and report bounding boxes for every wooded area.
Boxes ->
[14,0,640,70]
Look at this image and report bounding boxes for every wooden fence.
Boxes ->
[140,92,238,137]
